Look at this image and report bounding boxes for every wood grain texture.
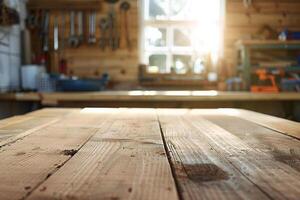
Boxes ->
[36,91,300,105]
[0,110,111,200]
[157,109,269,200]
[1,92,300,104]
[235,109,300,140]
[27,109,178,200]
[186,108,300,140]
[0,108,299,199]
[202,114,300,172]
[225,0,300,64]
[0,109,78,146]
[27,108,80,117]
[28,0,139,83]
[184,111,300,199]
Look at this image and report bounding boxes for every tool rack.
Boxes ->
[26,0,136,81]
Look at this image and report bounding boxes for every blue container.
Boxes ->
[57,74,109,92]
[281,79,300,92]
[289,32,300,40]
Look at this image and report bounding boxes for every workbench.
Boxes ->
[1,91,300,103]
[1,91,300,120]
[0,108,299,199]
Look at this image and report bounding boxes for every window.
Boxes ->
[142,0,224,74]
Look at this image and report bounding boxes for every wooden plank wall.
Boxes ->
[64,0,139,84]
[28,0,300,84]
[225,0,300,67]
[29,0,139,84]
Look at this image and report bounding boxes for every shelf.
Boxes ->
[27,0,103,10]
[236,40,300,50]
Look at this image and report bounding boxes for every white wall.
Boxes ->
[0,0,27,92]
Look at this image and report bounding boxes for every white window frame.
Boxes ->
[139,0,226,73]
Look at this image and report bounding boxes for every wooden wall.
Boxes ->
[28,0,139,85]
[64,0,139,84]
[225,0,300,67]
[27,0,300,85]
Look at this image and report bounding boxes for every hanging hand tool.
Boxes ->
[68,11,79,48]
[243,0,252,8]
[53,15,60,72]
[60,12,65,51]
[88,11,97,44]
[99,18,108,50]
[77,11,84,44]
[59,12,67,75]
[42,10,50,52]
[26,10,39,30]
[105,0,119,51]
[53,16,59,51]
[120,1,131,50]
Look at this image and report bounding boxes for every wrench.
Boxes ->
[120,1,131,50]
[107,11,117,50]
[60,12,65,51]
[42,10,50,52]
[99,18,108,50]
[77,11,84,44]
[68,11,79,48]
[105,0,119,50]
[53,16,59,51]
[88,11,97,44]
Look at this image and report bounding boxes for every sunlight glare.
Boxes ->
[191,0,222,58]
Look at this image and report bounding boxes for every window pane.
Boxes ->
[193,58,205,74]
[145,27,167,48]
[149,0,168,20]
[170,0,221,21]
[172,55,191,74]
[170,0,193,20]
[174,29,191,47]
[149,54,167,72]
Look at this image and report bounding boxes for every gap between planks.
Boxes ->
[2,108,299,200]
[0,109,115,200]
[26,108,179,200]
[157,109,271,200]
[186,112,300,199]
[157,109,300,200]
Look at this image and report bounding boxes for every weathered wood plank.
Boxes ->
[26,108,80,117]
[203,114,300,172]
[0,109,78,146]
[27,109,178,200]
[0,118,60,148]
[234,109,300,140]
[157,109,269,200]
[0,116,35,140]
[0,110,112,200]
[185,111,300,199]
[188,109,300,140]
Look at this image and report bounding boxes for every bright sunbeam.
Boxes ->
[190,0,223,58]
[144,0,224,72]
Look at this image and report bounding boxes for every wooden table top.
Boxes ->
[0,108,300,200]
